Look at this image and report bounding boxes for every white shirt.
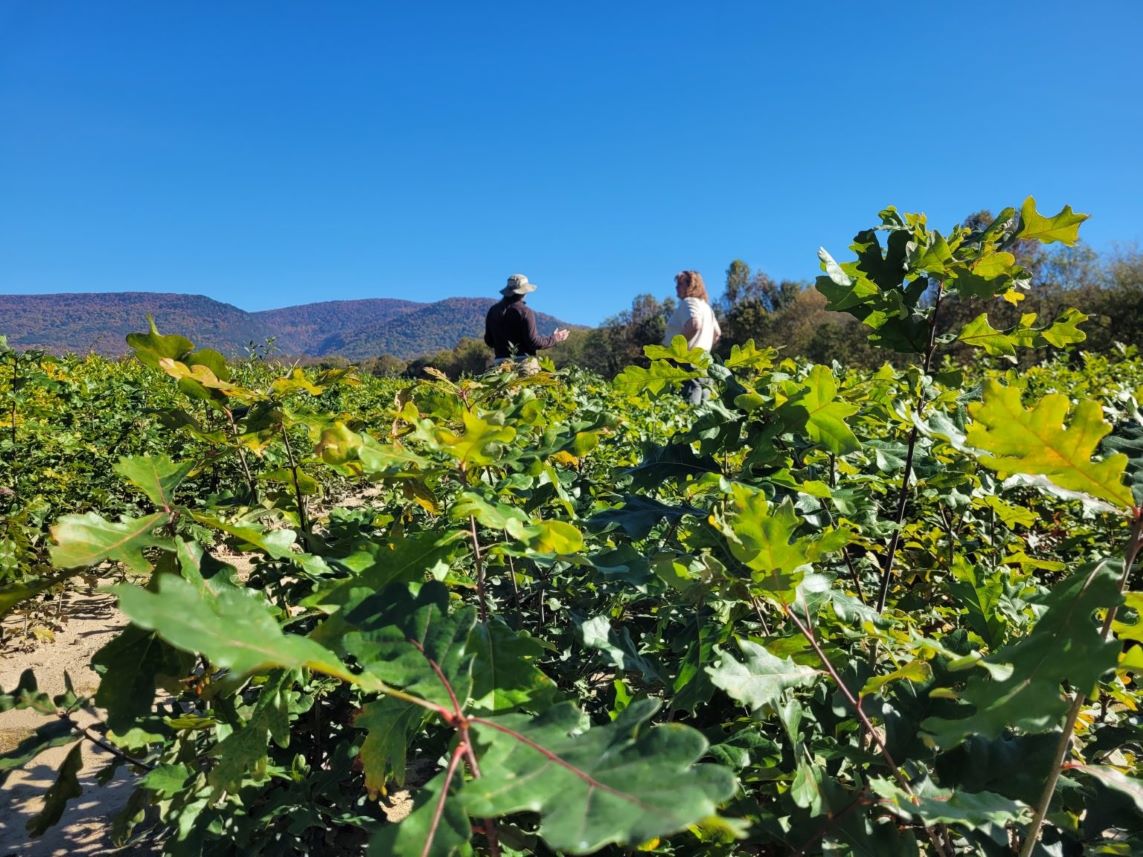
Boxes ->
[663,297,721,352]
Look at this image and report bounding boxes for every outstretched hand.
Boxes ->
[553,327,570,343]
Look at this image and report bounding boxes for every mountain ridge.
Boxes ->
[0,292,574,360]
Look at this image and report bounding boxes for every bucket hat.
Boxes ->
[500,273,537,296]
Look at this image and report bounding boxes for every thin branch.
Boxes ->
[420,740,467,857]
[225,407,256,497]
[1018,510,1143,857]
[876,281,944,613]
[749,595,772,636]
[407,638,465,722]
[469,516,489,623]
[785,602,951,857]
[821,503,867,605]
[279,424,310,542]
[58,713,154,771]
[791,786,870,856]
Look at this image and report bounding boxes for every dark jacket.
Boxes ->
[484,297,554,358]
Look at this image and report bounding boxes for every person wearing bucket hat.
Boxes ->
[484,273,569,363]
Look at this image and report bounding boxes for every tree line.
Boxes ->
[355,212,1143,379]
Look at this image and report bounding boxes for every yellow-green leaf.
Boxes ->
[1017,196,1088,246]
[966,381,1134,510]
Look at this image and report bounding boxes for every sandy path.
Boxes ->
[0,588,139,856]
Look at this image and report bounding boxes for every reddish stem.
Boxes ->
[421,740,467,857]
[468,716,654,811]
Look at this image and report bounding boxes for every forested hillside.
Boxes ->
[0,293,281,357]
[0,292,569,360]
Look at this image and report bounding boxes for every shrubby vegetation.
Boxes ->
[2,200,1143,856]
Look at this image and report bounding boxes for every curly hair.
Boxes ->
[674,270,710,302]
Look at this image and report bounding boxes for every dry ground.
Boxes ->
[0,586,138,856]
[0,515,413,856]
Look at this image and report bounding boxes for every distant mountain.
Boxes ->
[319,298,567,361]
[0,293,280,357]
[252,299,423,355]
[0,292,573,360]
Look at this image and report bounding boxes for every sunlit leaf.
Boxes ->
[966,380,1135,510]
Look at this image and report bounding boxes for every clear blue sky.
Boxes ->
[2,2,1141,326]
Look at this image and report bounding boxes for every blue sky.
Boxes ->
[2,2,1141,326]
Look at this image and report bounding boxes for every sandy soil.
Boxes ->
[0,587,138,856]
[0,528,413,856]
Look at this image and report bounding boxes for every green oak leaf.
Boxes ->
[93,625,193,733]
[594,495,699,537]
[1071,765,1143,816]
[356,696,429,791]
[1103,421,1143,505]
[126,316,193,369]
[869,776,1029,828]
[465,699,735,854]
[504,517,584,556]
[966,380,1135,510]
[113,455,194,510]
[579,615,662,684]
[270,367,324,397]
[717,485,849,602]
[208,673,292,793]
[49,511,172,573]
[956,314,1026,358]
[1017,196,1088,246]
[470,618,558,713]
[342,582,476,710]
[624,442,721,488]
[723,339,777,371]
[922,561,1122,747]
[189,512,298,559]
[778,365,860,454]
[707,638,818,711]
[946,261,1015,299]
[140,764,193,799]
[434,409,516,467]
[1039,306,1087,348]
[304,529,463,614]
[643,335,713,367]
[860,659,932,697]
[613,360,701,397]
[369,770,471,857]
[114,574,360,685]
[0,721,76,787]
[26,742,84,837]
[356,434,430,474]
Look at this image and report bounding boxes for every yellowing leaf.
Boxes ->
[434,410,516,467]
[551,450,579,467]
[861,659,932,696]
[1018,196,1088,246]
[966,381,1135,510]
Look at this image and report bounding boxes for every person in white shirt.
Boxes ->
[662,270,721,403]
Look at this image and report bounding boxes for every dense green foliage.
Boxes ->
[3,200,1143,856]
